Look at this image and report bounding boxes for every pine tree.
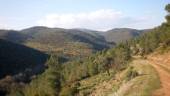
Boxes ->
[165,4,170,24]
[45,54,62,95]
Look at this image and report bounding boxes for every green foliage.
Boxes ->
[59,82,80,96]
[60,41,131,92]
[59,86,76,96]
[114,43,131,65]
[165,4,170,25]
[126,4,170,56]
[88,60,99,76]
[23,54,62,96]
[124,66,139,81]
[129,24,170,55]
[165,4,170,13]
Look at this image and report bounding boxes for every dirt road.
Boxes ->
[148,52,170,96]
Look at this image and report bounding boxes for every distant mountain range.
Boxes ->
[0,26,149,45]
[0,26,149,79]
[0,27,149,58]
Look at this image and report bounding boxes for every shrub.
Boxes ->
[125,66,139,81]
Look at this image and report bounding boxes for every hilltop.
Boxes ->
[101,28,150,43]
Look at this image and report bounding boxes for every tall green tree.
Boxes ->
[165,4,170,24]
[46,54,62,95]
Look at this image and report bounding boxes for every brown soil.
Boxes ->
[148,52,170,96]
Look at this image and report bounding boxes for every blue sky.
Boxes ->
[0,0,169,30]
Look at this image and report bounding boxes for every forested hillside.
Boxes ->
[101,28,149,43]
[21,27,109,50]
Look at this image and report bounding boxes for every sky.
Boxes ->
[0,0,169,31]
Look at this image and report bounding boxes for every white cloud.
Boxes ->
[0,17,8,29]
[37,9,155,31]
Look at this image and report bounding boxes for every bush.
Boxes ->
[125,66,139,81]
[60,82,80,96]
[59,86,78,96]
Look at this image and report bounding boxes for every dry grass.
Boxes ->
[109,60,160,96]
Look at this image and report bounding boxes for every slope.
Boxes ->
[101,28,149,43]
[0,39,48,79]
[0,27,111,59]
[56,56,160,96]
